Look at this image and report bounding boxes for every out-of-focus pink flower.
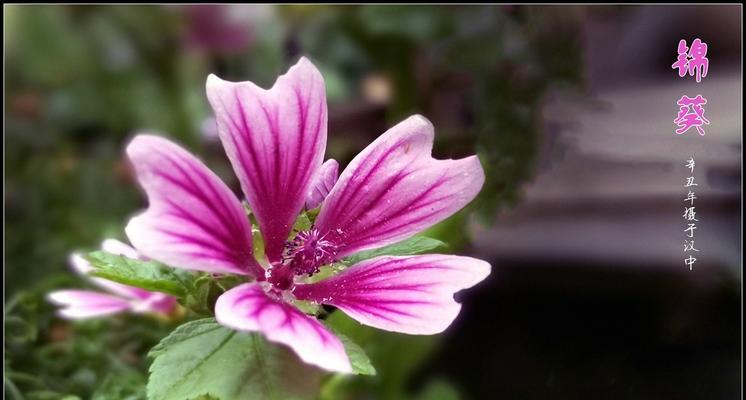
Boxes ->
[180,5,268,53]
[200,116,220,143]
[124,58,490,373]
[47,239,177,319]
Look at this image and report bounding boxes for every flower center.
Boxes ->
[282,227,338,276]
[264,227,341,293]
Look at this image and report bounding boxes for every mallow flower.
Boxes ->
[124,57,490,373]
[48,239,177,319]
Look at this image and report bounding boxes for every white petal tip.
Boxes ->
[408,114,433,128]
[46,292,67,305]
[68,253,91,275]
[206,73,224,88]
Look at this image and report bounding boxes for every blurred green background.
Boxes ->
[4,5,741,400]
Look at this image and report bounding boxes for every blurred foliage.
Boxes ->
[290,5,584,220]
[4,283,175,399]
[5,5,584,399]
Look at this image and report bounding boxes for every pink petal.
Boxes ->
[132,292,178,315]
[206,57,327,262]
[47,290,132,319]
[125,135,261,277]
[215,283,352,373]
[293,254,491,334]
[315,115,484,258]
[306,159,339,210]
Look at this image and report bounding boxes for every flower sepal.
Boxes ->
[84,250,253,318]
[85,251,197,299]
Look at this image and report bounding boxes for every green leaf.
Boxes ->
[342,236,447,265]
[292,299,322,316]
[303,263,347,284]
[147,318,323,400]
[318,320,375,376]
[323,312,437,398]
[244,202,267,262]
[252,226,266,263]
[335,332,376,376]
[86,251,194,298]
[183,274,249,316]
[305,207,321,223]
[292,211,313,233]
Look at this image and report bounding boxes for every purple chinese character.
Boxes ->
[675,95,709,136]
[671,38,709,83]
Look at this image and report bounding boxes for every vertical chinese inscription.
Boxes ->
[683,157,700,270]
[673,38,709,270]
